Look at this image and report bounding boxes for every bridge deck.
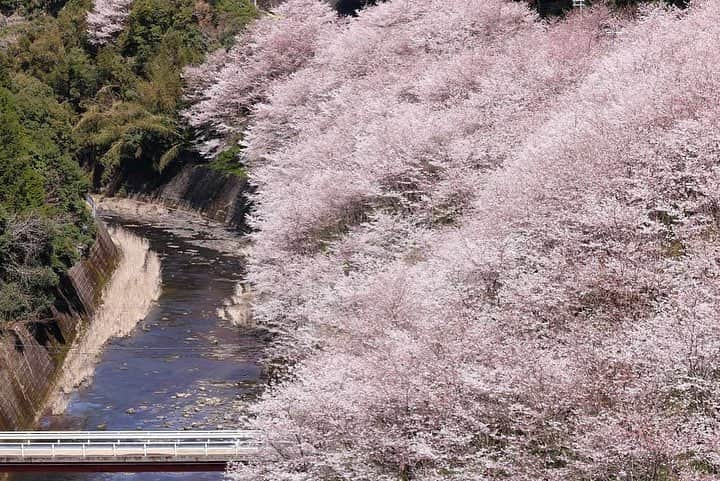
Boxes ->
[0,431,261,473]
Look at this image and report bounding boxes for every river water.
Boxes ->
[12,209,263,481]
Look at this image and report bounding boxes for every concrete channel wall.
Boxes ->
[121,163,252,231]
[0,223,120,430]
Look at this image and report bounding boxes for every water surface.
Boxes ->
[13,213,262,481]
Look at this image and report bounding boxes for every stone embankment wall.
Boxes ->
[150,165,251,228]
[122,163,251,230]
[0,223,119,429]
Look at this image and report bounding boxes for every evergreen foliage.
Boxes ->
[0,0,256,325]
[0,76,94,324]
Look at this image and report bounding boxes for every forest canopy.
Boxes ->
[0,74,93,324]
[184,0,720,480]
[0,0,257,324]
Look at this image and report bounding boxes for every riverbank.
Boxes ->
[117,163,252,230]
[48,226,162,414]
[95,196,249,255]
[10,203,263,481]
[0,223,119,431]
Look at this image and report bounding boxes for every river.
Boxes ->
[12,206,263,481]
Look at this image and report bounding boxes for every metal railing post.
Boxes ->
[20,443,24,458]
[51,443,55,458]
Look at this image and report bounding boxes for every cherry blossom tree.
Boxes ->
[86,0,135,45]
[183,0,338,155]
[186,0,720,479]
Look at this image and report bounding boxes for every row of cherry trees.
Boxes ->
[186,0,720,479]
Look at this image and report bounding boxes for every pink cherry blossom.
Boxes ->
[186,0,720,479]
[86,0,134,44]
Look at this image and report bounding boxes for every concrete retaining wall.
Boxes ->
[121,163,252,230]
[0,223,119,429]
[148,165,251,228]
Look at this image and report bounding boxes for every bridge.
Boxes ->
[0,430,261,472]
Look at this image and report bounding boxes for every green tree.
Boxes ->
[74,101,181,184]
[0,87,44,212]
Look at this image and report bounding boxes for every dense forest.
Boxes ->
[185,0,720,480]
[0,0,257,325]
[3,0,719,479]
[0,0,682,329]
[0,54,94,324]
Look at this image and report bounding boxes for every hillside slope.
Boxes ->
[188,0,720,479]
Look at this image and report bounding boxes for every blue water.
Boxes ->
[12,215,262,481]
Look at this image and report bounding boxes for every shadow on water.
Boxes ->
[11,215,263,481]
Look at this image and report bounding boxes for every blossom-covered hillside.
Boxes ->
[188,0,720,479]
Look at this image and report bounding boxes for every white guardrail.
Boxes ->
[0,431,262,459]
